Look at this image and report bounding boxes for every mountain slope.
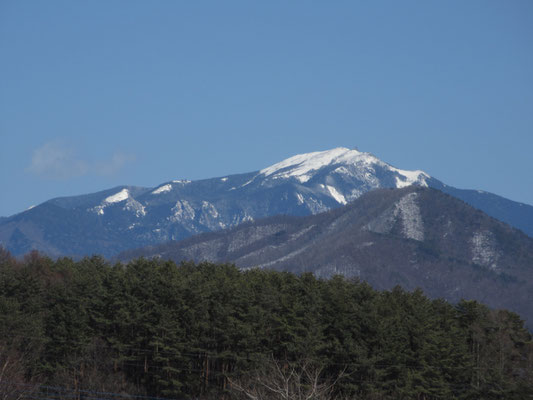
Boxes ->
[120,186,533,327]
[1,147,532,257]
[436,184,533,238]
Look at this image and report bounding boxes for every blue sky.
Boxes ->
[1,1,532,217]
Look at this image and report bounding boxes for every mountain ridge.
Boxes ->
[1,147,532,257]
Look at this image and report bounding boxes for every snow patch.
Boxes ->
[168,200,196,222]
[326,185,347,205]
[89,188,146,217]
[240,214,254,223]
[304,197,329,214]
[289,225,315,241]
[90,188,129,215]
[105,188,130,203]
[333,166,351,175]
[365,192,424,241]
[230,213,254,225]
[152,184,172,194]
[172,179,191,184]
[347,188,364,202]
[124,198,146,217]
[391,168,429,188]
[396,192,424,241]
[221,177,228,182]
[202,201,219,218]
[295,193,305,205]
[200,201,226,229]
[471,231,499,269]
[240,178,255,188]
[256,245,312,269]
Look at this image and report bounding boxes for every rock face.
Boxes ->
[1,147,533,258]
[120,186,533,328]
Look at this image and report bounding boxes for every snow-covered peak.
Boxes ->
[260,147,378,183]
[152,184,172,195]
[104,188,130,203]
[259,147,430,189]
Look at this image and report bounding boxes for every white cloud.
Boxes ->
[27,142,135,180]
[95,152,136,176]
[27,142,88,179]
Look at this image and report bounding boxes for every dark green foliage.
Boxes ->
[0,249,532,399]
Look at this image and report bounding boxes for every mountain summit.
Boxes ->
[257,147,429,189]
[1,147,532,258]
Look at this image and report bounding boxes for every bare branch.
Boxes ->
[227,356,345,400]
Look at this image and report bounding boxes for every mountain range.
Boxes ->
[1,147,533,258]
[120,186,533,327]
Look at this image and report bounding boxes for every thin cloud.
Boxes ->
[27,142,88,179]
[95,152,136,176]
[27,142,135,180]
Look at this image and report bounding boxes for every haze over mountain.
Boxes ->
[1,148,532,258]
[121,186,533,328]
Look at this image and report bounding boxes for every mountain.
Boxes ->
[120,186,533,327]
[1,147,533,258]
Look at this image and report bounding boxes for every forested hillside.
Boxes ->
[1,250,532,399]
[120,187,533,329]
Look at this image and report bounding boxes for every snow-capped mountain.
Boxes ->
[1,147,532,257]
[257,147,429,188]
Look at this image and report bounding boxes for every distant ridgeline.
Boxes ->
[2,148,533,259]
[1,251,532,399]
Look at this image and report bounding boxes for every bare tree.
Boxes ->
[228,357,346,400]
[0,343,39,400]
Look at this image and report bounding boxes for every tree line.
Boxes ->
[0,248,532,399]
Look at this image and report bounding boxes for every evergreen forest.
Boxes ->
[1,249,532,399]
